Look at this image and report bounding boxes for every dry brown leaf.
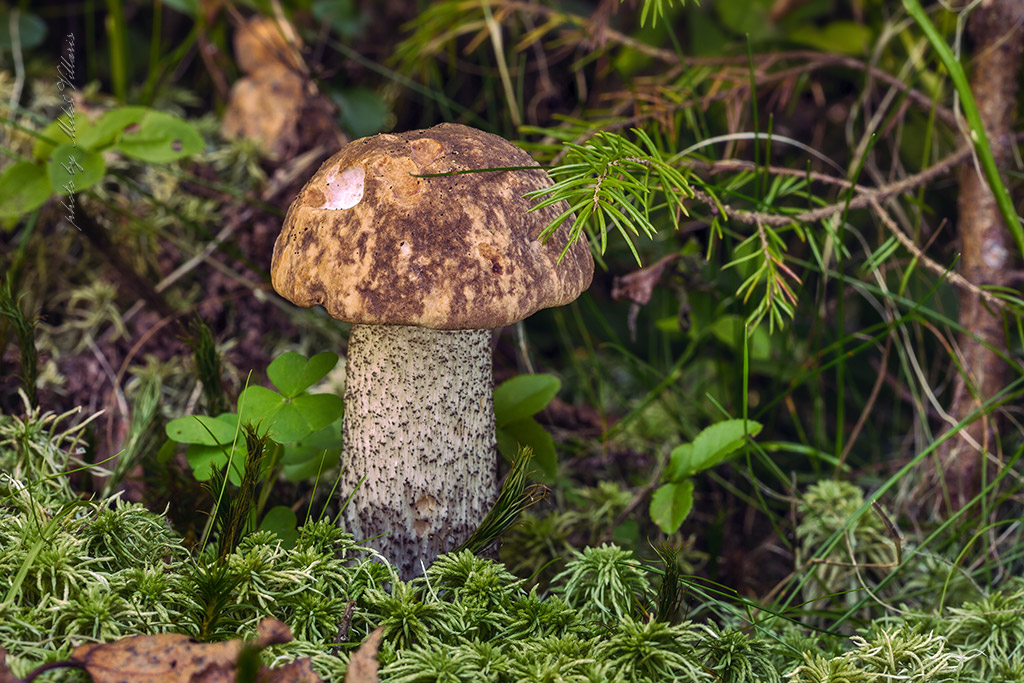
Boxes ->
[22,618,322,683]
[222,64,306,153]
[255,616,294,649]
[221,64,346,161]
[258,657,322,683]
[610,252,681,306]
[611,253,682,341]
[71,633,242,683]
[344,627,384,683]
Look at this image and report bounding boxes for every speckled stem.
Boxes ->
[341,324,498,579]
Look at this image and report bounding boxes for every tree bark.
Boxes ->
[941,0,1023,509]
[341,324,498,579]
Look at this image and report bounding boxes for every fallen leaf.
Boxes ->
[23,618,322,683]
[259,657,322,682]
[71,633,241,683]
[222,64,305,151]
[344,626,384,683]
[256,616,293,649]
[611,252,681,306]
[611,253,683,342]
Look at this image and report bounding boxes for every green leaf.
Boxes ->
[156,438,177,464]
[237,386,284,430]
[238,386,343,443]
[496,429,518,466]
[280,422,343,466]
[269,394,344,443]
[77,107,148,151]
[330,87,390,138]
[47,143,106,196]
[185,442,245,484]
[260,506,299,549]
[663,443,695,482]
[33,113,98,161]
[0,162,51,219]
[649,480,694,534]
[312,0,366,38]
[162,0,198,15]
[113,110,204,162]
[166,413,239,446]
[664,419,763,481]
[0,11,46,50]
[709,314,771,360]
[493,374,561,427]
[497,416,557,480]
[184,443,221,480]
[788,21,871,56]
[654,316,683,334]
[714,0,773,40]
[691,419,763,472]
[267,351,339,398]
[282,447,339,482]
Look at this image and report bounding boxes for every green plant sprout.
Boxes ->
[493,373,561,480]
[649,419,763,534]
[0,106,203,222]
[0,275,39,406]
[164,351,343,486]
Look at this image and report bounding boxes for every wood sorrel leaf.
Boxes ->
[494,374,560,427]
[0,162,50,219]
[259,505,299,548]
[47,143,105,196]
[238,386,342,443]
[267,352,339,398]
[166,413,238,446]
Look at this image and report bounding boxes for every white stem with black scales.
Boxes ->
[341,324,498,579]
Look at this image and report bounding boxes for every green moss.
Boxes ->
[3,406,1024,682]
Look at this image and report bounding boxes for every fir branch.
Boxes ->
[527,129,693,265]
[454,445,545,556]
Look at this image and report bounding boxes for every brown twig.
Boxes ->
[685,144,1008,311]
[713,143,973,228]
[869,200,1005,311]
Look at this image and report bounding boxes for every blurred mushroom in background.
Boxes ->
[221,15,346,163]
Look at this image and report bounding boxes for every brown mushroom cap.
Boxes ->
[271,123,594,330]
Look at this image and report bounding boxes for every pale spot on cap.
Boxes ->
[411,138,444,168]
[319,164,365,210]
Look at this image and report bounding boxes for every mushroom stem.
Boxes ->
[342,324,498,578]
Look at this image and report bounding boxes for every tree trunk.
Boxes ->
[941,0,1023,509]
[341,324,498,579]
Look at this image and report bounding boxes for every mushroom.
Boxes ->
[271,123,593,578]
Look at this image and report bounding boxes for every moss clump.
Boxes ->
[2,407,1024,682]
